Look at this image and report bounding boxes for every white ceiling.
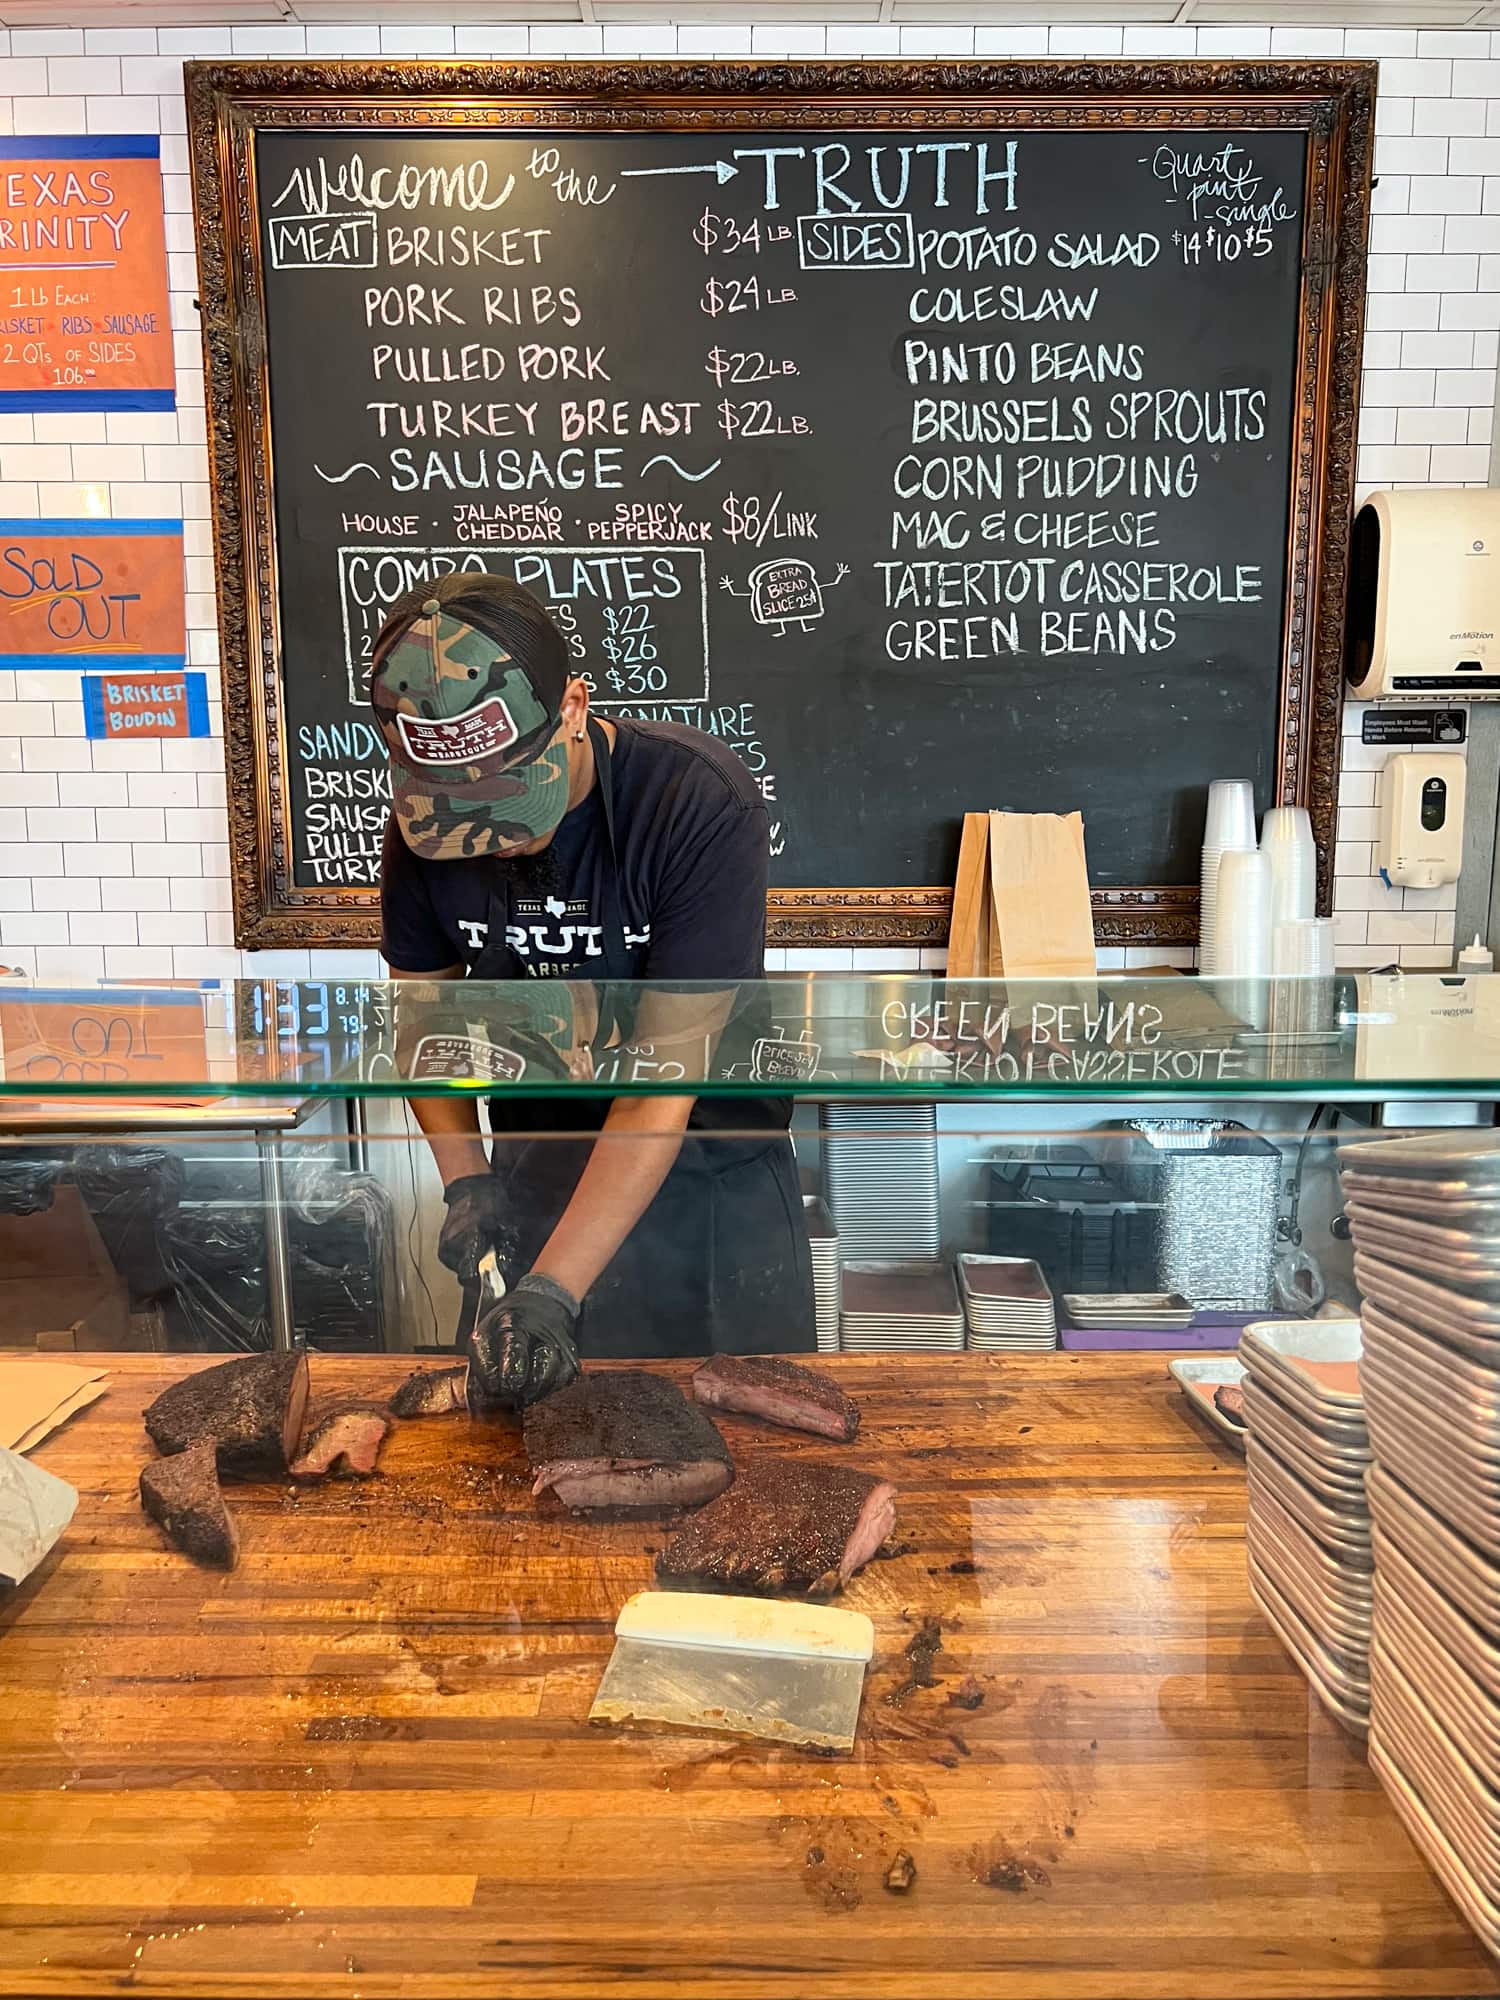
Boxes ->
[14,0,1500,31]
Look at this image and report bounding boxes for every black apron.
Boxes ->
[465,719,815,1361]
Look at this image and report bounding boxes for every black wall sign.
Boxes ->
[189,65,1373,946]
[1362,707,1468,747]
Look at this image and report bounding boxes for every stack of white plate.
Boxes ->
[803,1196,841,1356]
[957,1254,1057,1351]
[1339,1132,1500,1948]
[840,1260,965,1353]
[1240,1318,1372,1736]
[820,1101,940,1261]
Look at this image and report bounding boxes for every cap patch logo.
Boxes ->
[396,696,518,768]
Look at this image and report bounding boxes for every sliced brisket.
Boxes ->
[139,1442,239,1569]
[143,1351,309,1477]
[1213,1384,1247,1429]
[656,1459,897,1598]
[389,1364,469,1419]
[692,1353,859,1442]
[524,1370,733,1513]
[291,1403,390,1479]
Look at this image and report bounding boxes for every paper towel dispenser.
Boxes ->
[1345,488,1500,700]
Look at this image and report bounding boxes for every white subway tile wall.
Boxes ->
[0,23,1492,984]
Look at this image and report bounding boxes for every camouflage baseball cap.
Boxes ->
[370,572,573,861]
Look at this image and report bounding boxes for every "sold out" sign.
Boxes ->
[0,516,184,670]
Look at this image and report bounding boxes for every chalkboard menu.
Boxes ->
[188,63,1373,947]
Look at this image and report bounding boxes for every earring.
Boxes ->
[573,728,585,742]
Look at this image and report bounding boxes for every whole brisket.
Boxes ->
[291,1403,390,1479]
[692,1354,859,1442]
[656,1459,897,1598]
[139,1442,239,1568]
[524,1370,734,1512]
[143,1352,309,1477]
[389,1364,468,1419]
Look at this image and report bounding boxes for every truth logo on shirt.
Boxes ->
[456,896,651,972]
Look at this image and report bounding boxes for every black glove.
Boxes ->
[438,1173,513,1285]
[466,1273,581,1411]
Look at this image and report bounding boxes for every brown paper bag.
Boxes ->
[947,812,995,980]
[987,811,1097,979]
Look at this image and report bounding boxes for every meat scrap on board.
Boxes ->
[691,1353,860,1442]
[389,1364,469,1418]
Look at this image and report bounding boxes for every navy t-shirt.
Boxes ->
[381,719,785,1138]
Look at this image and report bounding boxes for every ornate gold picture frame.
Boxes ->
[188,60,1373,948]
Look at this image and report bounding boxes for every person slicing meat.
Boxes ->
[374,571,815,1408]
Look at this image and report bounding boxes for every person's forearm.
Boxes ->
[408,1094,491,1187]
[530,1095,695,1303]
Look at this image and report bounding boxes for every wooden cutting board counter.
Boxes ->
[1,1353,1492,2000]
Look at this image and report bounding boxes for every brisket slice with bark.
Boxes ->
[139,1442,239,1569]
[389,1364,468,1419]
[1213,1384,1247,1429]
[692,1353,860,1442]
[524,1370,734,1512]
[291,1403,391,1479]
[143,1352,309,1477]
[656,1459,897,1599]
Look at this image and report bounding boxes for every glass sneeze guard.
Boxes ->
[1,970,1498,1103]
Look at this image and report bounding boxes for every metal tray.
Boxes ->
[1339,1130,1500,1187]
[1340,1170,1500,1223]
[1249,1517,1373,1653]
[1246,1438,1372,1554]
[1376,1526,1500,1700]
[1362,1364,1500,1496]
[1373,1660,1500,1887]
[1168,1356,1246,1450]
[1365,1396,1500,1546]
[1361,1299,1500,1402]
[1248,1360,1376,1456]
[1369,1462,1500,1636]
[1362,1316,1500,1445]
[1371,1736,1500,1959]
[1241,1349,1368,1439]
[1240,1319,1364,1411]
[1354,1251,1500,1349]
[1347,1201,1500,1275]
[1242,1378,1372,1490]
[1378,1585,1500,1784]
[1252,1478,1375,1595]
[1065,1290,1194,1327]
[1249,1563,1370,1737]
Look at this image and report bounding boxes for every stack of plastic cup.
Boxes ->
[1200,779,1257,975]
[1262,806,1317,932]
[1271,916,1337,1042]
[1217,847,1271,1027]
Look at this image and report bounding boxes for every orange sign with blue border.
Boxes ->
[0,517,185,671]
[0,136,174,410]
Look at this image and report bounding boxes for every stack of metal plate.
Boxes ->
[803,1197,841,1356]
[1062,1291,1194,1333]
[820,1101,940,1261]
[957,1254,1057,1352]
[1340,1131,1500,1946]
[839,1260,965,1353]
[1240,1318,1371,1736]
